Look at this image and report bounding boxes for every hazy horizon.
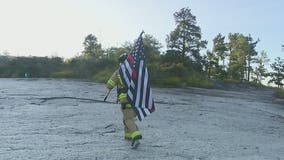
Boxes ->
[0,0,283,60]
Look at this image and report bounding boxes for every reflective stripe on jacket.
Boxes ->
[106,69,128,103]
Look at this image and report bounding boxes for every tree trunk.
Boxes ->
[247,59,251,82]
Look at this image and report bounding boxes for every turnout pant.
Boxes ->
[121,107,141,139]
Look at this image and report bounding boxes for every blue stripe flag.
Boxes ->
[119,31,155,121]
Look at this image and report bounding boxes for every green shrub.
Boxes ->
[223,79,241,84]
[159,62,189,78]
[92,69,114,83]
[158,77,184,87]
[186,73,213,88]
[248,81,265,88]
[51,70,77,78]
[275,89,284,99]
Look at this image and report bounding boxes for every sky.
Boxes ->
[0,0,283,60]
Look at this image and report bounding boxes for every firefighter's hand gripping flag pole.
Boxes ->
[119,31,156,121]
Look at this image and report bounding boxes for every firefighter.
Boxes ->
[106,53,142,147]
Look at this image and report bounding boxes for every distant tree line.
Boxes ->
[0,7,283,88]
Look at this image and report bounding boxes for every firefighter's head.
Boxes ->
[118,53,127,63]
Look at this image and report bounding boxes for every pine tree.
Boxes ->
[246,35,259,81]
[252,51,269,84]
[82,34,103,59]
[166,7,207,66]
[227,33,248,81]
[269,57,284,88]
[213,33,227,66]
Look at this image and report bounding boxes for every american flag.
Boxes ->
[119,32,155,121]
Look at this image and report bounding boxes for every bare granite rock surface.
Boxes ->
[0,78,283,160]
